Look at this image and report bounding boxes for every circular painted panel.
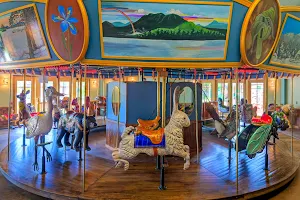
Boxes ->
[240,0,281,67]
[46,0,89,62]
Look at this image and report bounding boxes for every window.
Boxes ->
[60,82,70,99]
[16,81,32,113]
[217,83,229,106]
[202,83,212,102]
[251,83,264,116]
[40,81,53,102]
[76,81,86,105]
[232,83,244,106]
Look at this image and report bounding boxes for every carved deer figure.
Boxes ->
[112,86,191,170]
[16,90,31,127]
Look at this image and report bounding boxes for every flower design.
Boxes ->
[52,6,78,35]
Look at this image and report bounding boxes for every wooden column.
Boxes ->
[264,71,269,113]
[7,71,12,162]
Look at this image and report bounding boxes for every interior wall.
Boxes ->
[286,77,300,108]
[0,74,11,107]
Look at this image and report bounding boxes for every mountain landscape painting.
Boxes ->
[100,1,232,60]
[270,15,300,68]
[0,5,50,64]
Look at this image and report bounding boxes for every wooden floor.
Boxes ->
[0,128,299,200]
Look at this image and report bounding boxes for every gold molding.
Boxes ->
[269,14,300,70]
[45,0,90,64]
[0,4,51,64]
[81,59,241,68]
[260,64,300,75]
[240,0,281,67]
[281,6,300,12]
[0,0,47,3]
[1,60,70,70]
[233,0,252,8]
[98,0,233,61]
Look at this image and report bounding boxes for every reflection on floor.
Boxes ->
[0,126,299,199]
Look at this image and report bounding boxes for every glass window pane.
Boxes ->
[218,83,229,106]
[232,83,244,106]
[251,83,264,116]
[40,81,53,101]
[202,83,212,102]
[60,82,70,99]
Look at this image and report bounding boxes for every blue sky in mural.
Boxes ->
[282,17,300,35]
[279,0,300,6]
[102,2,230,26]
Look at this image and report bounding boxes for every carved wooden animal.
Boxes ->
[16,90,31,127]
[112,86,191,170]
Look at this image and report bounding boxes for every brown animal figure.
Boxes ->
[16,90,31,127]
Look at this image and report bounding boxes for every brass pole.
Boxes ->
[43,68,46,112]
[162,69,166,127]
[291,75,294,156]
[229,72,233,111]
[83,65,87,192]
[116,67,121,148]
[244,72,246,100]
[264,71,269,114]
[79,68,83,113]
[7,71,12,162]
[70,65,74,110]
[195,71,199,163]
[274,74,277,109]
[57,67,60,106]
[235,67,239,193]
[157,71,161,117]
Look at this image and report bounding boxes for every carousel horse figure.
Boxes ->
[112,86,191,171]
[56,111,97,150]
[16,90,31,127]
[71,98,80,113]
[26,87,64,171]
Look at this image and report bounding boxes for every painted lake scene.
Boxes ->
[0,5,50,64]
[100,1,232,59]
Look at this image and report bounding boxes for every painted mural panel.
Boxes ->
[279,0,300,6]
[0,4,50,64]
[270,15,300,69]
[99,1,232,60]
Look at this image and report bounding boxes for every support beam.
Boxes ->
[264,71,269,114]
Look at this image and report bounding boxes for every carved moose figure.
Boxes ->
[16,90,31,127]
[112,86,191,170]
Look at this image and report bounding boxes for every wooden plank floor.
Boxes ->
[0,128,299,200]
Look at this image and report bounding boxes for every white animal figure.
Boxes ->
[26,87,64,171]
[112,86,191,170]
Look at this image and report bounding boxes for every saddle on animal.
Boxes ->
[136,116,160,132]
[135,126,164,145]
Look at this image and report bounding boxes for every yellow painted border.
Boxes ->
[0,4,51,64]
[240,0,281,67]
[261,64,300,74]
[0,0,47,3]
[98,0,233,61]
[233,0,252,8]
[280,6,300,12]
[0,60,70,69]
[45,0,89,64]
[269,14,300,70]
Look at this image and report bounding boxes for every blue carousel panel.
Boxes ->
[134,134,166,148]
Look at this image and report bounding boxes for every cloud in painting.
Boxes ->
[135,9,148,14]
[166,8,185,16]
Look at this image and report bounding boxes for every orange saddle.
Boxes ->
[137,116,161,131]
[135,126,164,145]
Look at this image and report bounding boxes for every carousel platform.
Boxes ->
[0,128,299,200]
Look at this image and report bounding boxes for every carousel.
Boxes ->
[0,0,300,199]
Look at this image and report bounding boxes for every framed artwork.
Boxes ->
[99,0,233,60]
[0,4,50,64]
[270,14,300,69]
[46,0,89,63]
[279,0,300,6]
[240,0,281,67]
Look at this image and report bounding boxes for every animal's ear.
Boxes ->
[25,90,30,95]
[16,95,20,98]
[172,86,181,114]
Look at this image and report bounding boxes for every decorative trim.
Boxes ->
[98,0,233,61]
[1,60,70,70]
[0,0,47,3]
[240,0,281,67]
[269,14,300,70]
[281,6,300,12]
[81,59,241,68]
[0,4,51,64]
[260,64,300,75]
[233,0,252,8]
[45,0,90,64]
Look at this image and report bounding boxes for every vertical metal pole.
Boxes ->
[194,70,199,163]
[291,75,294,156]
[116,67,121,148]
[70,65,74,110]
[7,71,12,161]
[235,67,239,193]
[43,68,46,112]
[156,70,161,170]
[264,71,269,114]
[229,72,233,112]
[273,75,277,144]
[264,142,269,170]
[22,69,26,147]
[57,67,60,106]
[83,65,87,192]
[79,68,83,113]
